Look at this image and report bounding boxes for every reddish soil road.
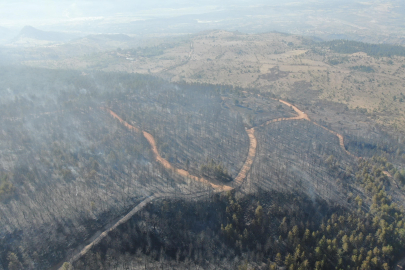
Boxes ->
[67,99,359,268]
[104,100,405,270]
[269,98,355,158]
[66,108,241,266]
[105,108,233,191]
[311,121,355,158]
[105,108,140,133]
[142,130,233,191]
[233,128,257,186]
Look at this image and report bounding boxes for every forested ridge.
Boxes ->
[321,40,405,57]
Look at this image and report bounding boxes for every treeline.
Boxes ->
[73,156,405,269]
[350,65,374,73]
[200,159,233,182]
[72,189,341,269]
[322,40,405,57]
[345,126,405,165]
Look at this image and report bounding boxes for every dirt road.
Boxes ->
[142,130,233,191]
[233,128,257,186]
[67,98,357,268]
[105,108,233,191]
[69,190,212,265]
[226,98,310,188]
[104,108,140,133]
[275,99,310,121]
[65,108,240,266]
[267,98,355,158]
[310,121,355,158]
[70,194,159,263]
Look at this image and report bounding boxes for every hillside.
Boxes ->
[19,30,405,135]
[0,30,405,270]
[9,26,81,46]
[0,65,404,269]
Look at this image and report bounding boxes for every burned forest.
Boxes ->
[0,64,404,270]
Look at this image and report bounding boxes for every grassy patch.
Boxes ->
[350,65,375,73]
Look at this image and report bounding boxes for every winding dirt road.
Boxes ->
[67,98,357,267]
[268,98,355,158]
[105,108,233,191]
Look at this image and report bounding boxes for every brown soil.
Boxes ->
[105,108,140,133]
[233,128,257,186]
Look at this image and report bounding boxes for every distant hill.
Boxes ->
[11,26,80,44]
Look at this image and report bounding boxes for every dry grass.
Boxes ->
[22,30,405,131]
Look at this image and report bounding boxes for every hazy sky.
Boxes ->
[2,0,398,41]
[0,0,314,29]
